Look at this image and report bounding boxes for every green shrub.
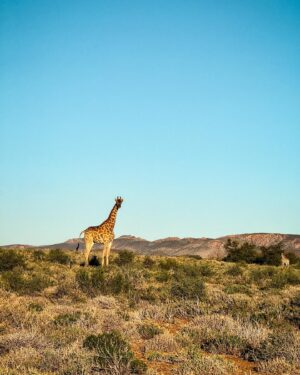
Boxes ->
[170,275,206,300]
[226,264,244,276]
[224,284,251,295]
[76,268,106,295]
[76,268,133,296]
[53,312,81,326]
[224,240,258,263]
[115,250,135,266]
[269,268,300,289]
[156,270,171,282]
[47,249,71,265]
[1,270,50,294]
[31,249,47,261]
[259,243,283,266]
[143,256,155,268]
[83,331,134,372]
[138,323,163,339]
[28,303,44,312]
[130,358,147,374]
[159,258,179,270]
[0,249,26,272]
[109,272,132,295]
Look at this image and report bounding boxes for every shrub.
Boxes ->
[259,243,283,266]
[53,312,81,326]
[143,256,155,268]
[130,358,147,374]
[138,323,163,339]
[170,275,206,300]
[83,331,134,373]
[76,268,133,297]
[224,284,251,296]
[175,349,236,375]
[0,249,26,272]
[224,240,258,263]
[1,270,51,295]
[156,270,171,282]
[179,263,214,277]
[243,328,300,364]
[159,258,179,270]
[226,264,244,276]
[47,249,71,265]
[115,250,135,266]
[31,249,47,261]
[76,268,106,295]
[256,358,296,374]
[28,303,43,312]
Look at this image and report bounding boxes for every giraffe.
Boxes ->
[79,197,123,267]
[281,252,290,267]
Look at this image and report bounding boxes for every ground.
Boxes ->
[0,248,299,374]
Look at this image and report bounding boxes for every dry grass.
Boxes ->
[0,248,299,374]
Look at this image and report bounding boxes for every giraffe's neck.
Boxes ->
[105,204,119,230]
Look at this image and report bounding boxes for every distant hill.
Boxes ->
[2,233,300,258]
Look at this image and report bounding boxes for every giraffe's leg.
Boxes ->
[84,239,93,266]
[102,243,107,267]
[105,241,113,266]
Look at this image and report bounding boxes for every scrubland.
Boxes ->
[0,248,299,375]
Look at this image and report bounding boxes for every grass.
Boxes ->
[0,248,299,374]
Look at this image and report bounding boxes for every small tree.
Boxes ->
[224,239,258,263]
[115,250,135,266]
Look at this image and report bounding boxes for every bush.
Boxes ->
[0,249,26,271]
[83,331,134,373]
[115,250,135,266]
[47,249,71,265]
[259,243,283,266]
[76,268,106,295]
[130,358,147,374]
[224,240,258,263]
[1,270,51,294]
[53,312,81,326]
[143,256,155,268]
[31,249,47,261]
[226,264,244,276]
[28,303,44,312]
[138,323,163,339]
[243,328,300,363]
[159,258,179,270]
[170,275,206,300]
[224,284,252,295]
[175,349,236,375]
[76,268,133,297]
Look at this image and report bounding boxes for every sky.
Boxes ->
[0,0,300,245]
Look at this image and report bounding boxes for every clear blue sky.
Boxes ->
[1,0,299,245]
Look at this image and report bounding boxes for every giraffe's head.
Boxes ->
[115,196,123,209]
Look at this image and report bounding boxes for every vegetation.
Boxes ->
[224,239,300,267]
[0,247,299,374]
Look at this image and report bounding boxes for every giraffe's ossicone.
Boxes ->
[79,197,123,267]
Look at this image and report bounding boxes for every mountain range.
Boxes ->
[2,233,300,258]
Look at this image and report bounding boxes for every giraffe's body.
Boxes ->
[80,197,123,267]
[281,253,289,267]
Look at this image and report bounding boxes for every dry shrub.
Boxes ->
[144,333,178,353]
[0,330,48,354]
[180,314,269,355]
[175,350,236,375]
[256,357,298,375]
[0,347,42,371]
[243,328,300,365]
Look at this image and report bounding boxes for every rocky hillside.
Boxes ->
[3,233,300,258]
